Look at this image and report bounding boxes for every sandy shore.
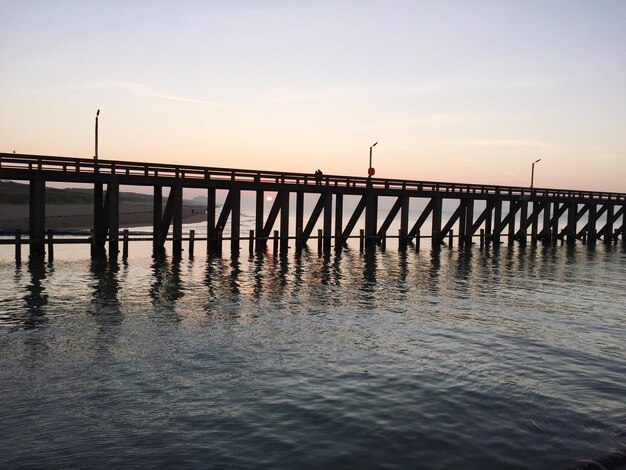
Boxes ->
[0,203,207,230]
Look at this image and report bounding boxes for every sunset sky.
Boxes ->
[1,1,625,192]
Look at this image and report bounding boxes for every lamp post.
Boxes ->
[368,141,378,177]
[530,158,541,188]
[95,109,100,161]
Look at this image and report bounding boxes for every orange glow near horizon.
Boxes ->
[1,3,624,193]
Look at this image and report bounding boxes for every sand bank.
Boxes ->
[0,203,207,230]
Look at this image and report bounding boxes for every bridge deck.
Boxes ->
[1,153,624,203]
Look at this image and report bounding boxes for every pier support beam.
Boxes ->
[153,185,182,254]
[431,196,443,246]
[296,192,304,251]
[566,201,578,245]
[153,186,163,251]
[587,203,597,244]
[334,193,343,251]
[29,178,46,258]
[399,195,409,250]
[206,188,216,252]
[93,181,119,256]
[492,200,502,245]
[604,205,615,243]
[365,190,378,250]
[339,195,367,247]
[256,189,265,251]
[323,191,332,253]
[507,201,519,246]
[94,182,106,255]
[107,181,120,257]
[517,200,528,245]
[280,190,290,253]
[230,189,241,254]
[377,196,405,247]
[541,201,552,244]
[172,185,183,256]
[462,198,474,246]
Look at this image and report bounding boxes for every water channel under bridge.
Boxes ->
[1,152,625,260]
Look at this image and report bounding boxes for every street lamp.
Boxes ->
[368,141,378,177]
[95,109,100,161]
[530,158,541,188]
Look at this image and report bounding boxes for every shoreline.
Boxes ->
[0,203,207,231]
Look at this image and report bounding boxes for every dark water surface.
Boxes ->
[1,243,625,469]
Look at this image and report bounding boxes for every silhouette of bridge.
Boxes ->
[1,152,624,260]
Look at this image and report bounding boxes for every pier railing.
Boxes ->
[1,152,624,202]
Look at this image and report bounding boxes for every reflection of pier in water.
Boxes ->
[5,241,624,330]
[1,152,625,262]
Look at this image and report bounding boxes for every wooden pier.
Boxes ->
[1,152,625,260]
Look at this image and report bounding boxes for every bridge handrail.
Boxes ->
[1,152,625,202]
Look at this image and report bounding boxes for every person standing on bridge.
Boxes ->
[315,169,323,185]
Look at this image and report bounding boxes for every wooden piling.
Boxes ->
[273,230,279,255]
[398,229,405,251]
[216,229,223,255]
[30,177,46,258]
[480,229,485,248]
[189,229,195,259]
[415,230,420,252]
[449,230,454,247]
[249,230,254,255]
[15,229,21,262]
[317,229,323,254]
[122,229,129,259]
[46,229,53,261]
[90,228,96,255]
[360,229,365,252]
[295,227,303,252]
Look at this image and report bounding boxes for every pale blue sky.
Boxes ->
[1,1,625,191]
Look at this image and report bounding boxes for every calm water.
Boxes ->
[1,242,625,469]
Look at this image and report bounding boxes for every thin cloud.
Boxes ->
[264,89,345,103]
[74,81,223,106]
[403,76,562,95]
[378,113,470,129]
[461,139,550,148]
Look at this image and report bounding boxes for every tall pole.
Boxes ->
[368,141,378,177]
[530,158,541,188]
[95,109,100,161]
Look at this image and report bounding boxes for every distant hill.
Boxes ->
[0,180,187,205]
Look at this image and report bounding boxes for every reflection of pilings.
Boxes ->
[22,256,49,329]
[362,249,377,285]
[90,256,121,314]
[150,252,183,307]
